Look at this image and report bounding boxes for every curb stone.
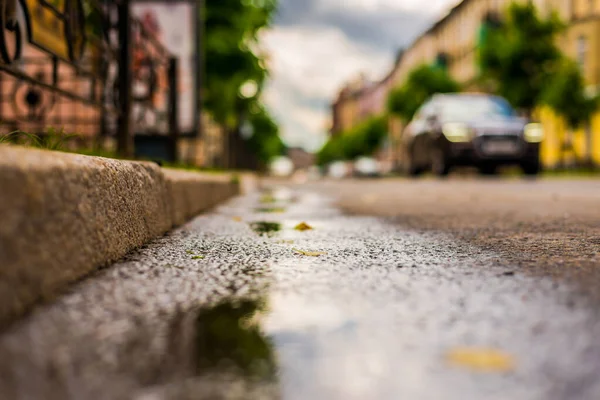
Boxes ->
[0,145,254,327]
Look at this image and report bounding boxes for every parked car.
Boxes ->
[354,157,381,178]
[401,93,543,177]
[328,161,351,179]
[269,156,294,177]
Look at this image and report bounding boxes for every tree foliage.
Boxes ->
[246,106,285,165]
[317,116,387,166]
[204,0,283,164]
[388,65,460,122]
[541,59,598,129]
[478,2,564,114]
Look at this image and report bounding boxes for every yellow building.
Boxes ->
[336,0,600,168]
[331,75,376,136]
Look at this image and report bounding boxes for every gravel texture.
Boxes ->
[0,183,599,399]
[311,178,600,307]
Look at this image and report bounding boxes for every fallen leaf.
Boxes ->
[293,248,327,257]
[232,216,243,222]
[185,250,195,255]
[255,207,286,214]
[446,347,515,373]
[260,194,276,204]
[191,255,205,260]
[276,239,295,244]
[294,222,314,231]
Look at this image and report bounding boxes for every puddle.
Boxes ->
[254,188,297,213]
[250,221,282,235]
[254,207,287,214]
[194,299,278,381]
[260,194,277,204]
[2,187,599,400]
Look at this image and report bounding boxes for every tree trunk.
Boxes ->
[585,122,594,168]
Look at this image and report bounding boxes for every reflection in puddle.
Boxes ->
[250,221,282,236]
[263,187,296,204]
[260,193,277,204]
[254,207,287,214]
[195,298,278,382]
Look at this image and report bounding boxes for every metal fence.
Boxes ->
[0,0,180,160]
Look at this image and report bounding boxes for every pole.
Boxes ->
[117,0,133,158]
[195,0,204,139]
[168,57,179,163]
[195,0,205,166]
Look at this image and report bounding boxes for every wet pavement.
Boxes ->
[1,184,600,399]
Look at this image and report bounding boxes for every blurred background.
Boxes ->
[0,0,598,178]
[2,3,600,398]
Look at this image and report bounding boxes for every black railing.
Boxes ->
[0,0,180,159]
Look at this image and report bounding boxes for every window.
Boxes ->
[533,0,546,16]
[565,0,574,20]
[441,96,516,120]
[577,35,588,71]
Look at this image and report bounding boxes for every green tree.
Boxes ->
[541,59,599,166]
[543,60,598,129]
[478,2,564,115]
[316,137,345,166]
[246,106,285,165]
[388,65,460,122]
[204,0,276,123]
[204,0,281,168]
[317,116,387,166]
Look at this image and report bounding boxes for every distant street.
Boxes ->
[1,177,599,399]
[314,177,600,304]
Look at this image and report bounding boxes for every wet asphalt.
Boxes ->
[1,180,600,400]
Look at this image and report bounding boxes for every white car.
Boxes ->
[354,157,381,177]
[328,161,350,179]
[269,156,294,177]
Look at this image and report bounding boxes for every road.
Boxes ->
[1,177,599,399]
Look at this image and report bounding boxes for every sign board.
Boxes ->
[26,0,69,60]
[132,2,196,134]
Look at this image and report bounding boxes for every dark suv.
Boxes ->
[401,93,543,176]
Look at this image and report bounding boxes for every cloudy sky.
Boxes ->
[261,0,458,152]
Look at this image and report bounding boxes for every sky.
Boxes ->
[261,0,458,152]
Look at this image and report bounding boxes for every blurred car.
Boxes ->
[354,157,381,178]
[401,93,543,177]
[269,156,294,177]
[307,166,323,181]
[328,161,351,179]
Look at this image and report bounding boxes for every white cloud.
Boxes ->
[263,26,391,99]
[262,25,392,151]
[318,0,456,14]
[263,0,458,152]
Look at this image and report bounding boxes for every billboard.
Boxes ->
[132,2,197,134]
[26,0,69,60]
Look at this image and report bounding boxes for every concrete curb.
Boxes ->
[0,146,253,327]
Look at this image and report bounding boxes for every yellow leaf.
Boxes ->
[293,248,326,257]
[446,347,515,373]
[260,194,276,204]
[294,222,313,231]
[232,216,243,222]
[256,207,286,214]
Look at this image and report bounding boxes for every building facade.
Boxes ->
[332,0,600,168]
